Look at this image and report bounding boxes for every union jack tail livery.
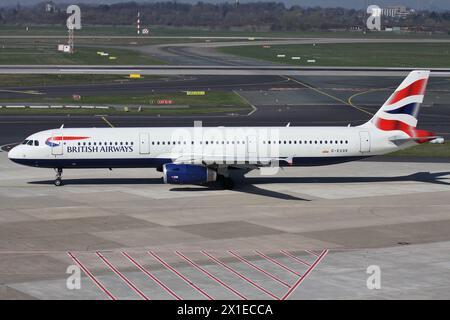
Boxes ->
[366,70,434,143]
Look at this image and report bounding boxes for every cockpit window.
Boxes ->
[22,140,29,145]
[27,140,33,146]
[34,140,39,146]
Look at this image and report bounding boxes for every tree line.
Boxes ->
[0,2,449,32]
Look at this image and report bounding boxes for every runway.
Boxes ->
[136,38,450,67]
[0,152,448,299]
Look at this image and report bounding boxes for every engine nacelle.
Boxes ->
[163,163,217,185]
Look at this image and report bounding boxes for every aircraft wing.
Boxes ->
[171,154,293,168]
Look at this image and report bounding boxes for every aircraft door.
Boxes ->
[51,132,63,155]
[139,132,150,154]
[246,135,257,161]
[359,131,371,153]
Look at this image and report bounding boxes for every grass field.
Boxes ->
[1,25,448,39]
[0,74,164,87]
[0,105,249,116]
[387,142,450,158]
[220,43,450,68]
[0,45,164,65]
[0,91,250,108]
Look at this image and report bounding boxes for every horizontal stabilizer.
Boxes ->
[389,136,436,146]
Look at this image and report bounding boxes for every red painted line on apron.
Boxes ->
[148,251,213,300]
[282,250,329,300]
[176,251,247,300]
[280,250,311,267]
[122,252,181,300]
[305,250,321,257]
[202,250,280,300]
[96,251,149,300]
[67,251,116,300]
[228,250,291,288]
[254,250,301,277]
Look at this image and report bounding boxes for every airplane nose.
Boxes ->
[8,145,19,159]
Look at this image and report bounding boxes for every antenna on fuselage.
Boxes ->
[60,124,64,129]
[286,122,290,127]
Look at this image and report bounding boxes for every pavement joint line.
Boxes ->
[281,250,329,300]
[284,76,375,116]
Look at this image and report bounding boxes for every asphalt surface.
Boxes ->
[0,155,449,299]
[0,75,294,100]
[1,65,449,76]
[0,38,449,300]
[1,75,449,146]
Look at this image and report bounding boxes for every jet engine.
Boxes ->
[163,163,217,185]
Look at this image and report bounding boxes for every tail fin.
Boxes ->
[365,70,434,142]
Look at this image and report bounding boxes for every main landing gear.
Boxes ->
[54,168,63,186]
[217,174,234,190]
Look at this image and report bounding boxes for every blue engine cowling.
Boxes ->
[163,163,217,185]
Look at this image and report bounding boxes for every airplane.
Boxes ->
[8,70,441,189]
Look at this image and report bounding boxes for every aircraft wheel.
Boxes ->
[220,176,234,190]
[54,178,63,186]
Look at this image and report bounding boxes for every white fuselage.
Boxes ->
[8,125,402,169]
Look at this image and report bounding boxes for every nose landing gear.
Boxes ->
[54,168,63,186]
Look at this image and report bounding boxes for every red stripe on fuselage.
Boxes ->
[387,78,427,105]
[51,136,90,141]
